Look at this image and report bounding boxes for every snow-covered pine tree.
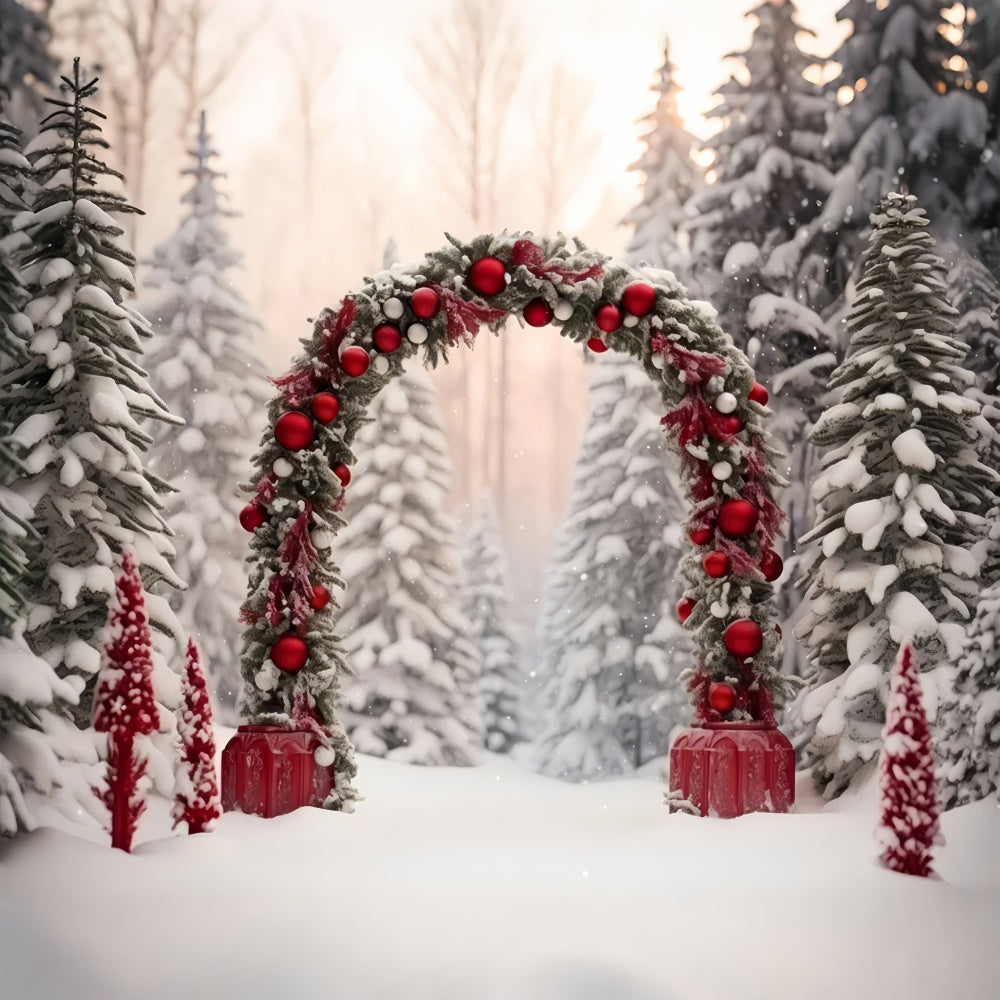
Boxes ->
[946,244,1000,396]
[938,579,1000,809]
[172,637,220,834]
[92,549,159,852]
[808,0,986,315]
[139,112,271,722]
[877,642,940,877]
[0,0,57,137]
[2,60,184,729]
[336,367,483,765]
[796,192,998,799]
[534,352,688,781]
[461,492,522,754]
[623,41,702,279]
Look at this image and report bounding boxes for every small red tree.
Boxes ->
[172,638,221,834]
[876,642,941,877]
[92,549,160,852]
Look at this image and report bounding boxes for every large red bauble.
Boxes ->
[718,498,759,538]
[468,256,507,296]
[411,286,441,318]
[239,503,266,532]
[760,548,784,582]
[274,411,315,451]
[333,463,351,487]
[373,323,402,352]
[595,303,622,332]
[311,392,341,424]
[724,618,764,659]
[523,298,553,327]
[340,346,370,377]
[689,527,713,546]
[713,414,744,439]
[703,551,730,578]
[708,682,737,714]
[621,281,656,317]
[748,382,769,406]
[676,597,696,623]
[587,337,608,353]
[309,585,331,611]
[270,635,308,672]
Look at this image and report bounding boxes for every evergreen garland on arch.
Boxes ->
[238,232,793,808]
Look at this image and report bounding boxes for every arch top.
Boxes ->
[238,231,793,808]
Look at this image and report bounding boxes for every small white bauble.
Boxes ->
[254,666,278,692]
[372,354,390,375]
[553,299,574,321]
[311,528,334,549]
[272,457,294,478]
[650,352,666,370]
[715,391,738,414]
[382,296,404,320]
[407,322,428,344]
[623,313,640,328]
[712,460,733,480]
[314,746,336,767]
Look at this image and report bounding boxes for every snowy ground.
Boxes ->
[1,734,998,1000]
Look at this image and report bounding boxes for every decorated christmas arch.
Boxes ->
[224,233,797,817]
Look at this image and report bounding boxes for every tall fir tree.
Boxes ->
[335,368,483,765]
[624,41,702,278]
[534,353,688,781]
[0,0,57,138]
[937,579,1000,809]
[1,61,184,731]
[796,192,997,799]
[461,492,522,754]
[139,112,271,722]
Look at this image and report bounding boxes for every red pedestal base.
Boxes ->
[668,723,794,818]
[221,725,335,818]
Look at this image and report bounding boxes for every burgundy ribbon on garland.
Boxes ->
[434,284,506,345]
[652,334,727,386]
[510,239,604,286]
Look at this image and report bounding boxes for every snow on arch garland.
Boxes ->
[238,232,795,807]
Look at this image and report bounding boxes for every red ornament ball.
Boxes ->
[595,303,622,332]
[523,298,554,327]
[713,414,744,439]
[723,618,764,659]
[274,411,315,451]
[748,382,769,406]
[689,526,713,546]
[411,286,441,318]
[309,585,331,611]
[270,635,308,673]
[468,256,507,296]
[703,551,731,578]
[718,498,759,538]
[340,345,370,378]
[676,597,696,623]
[587,337,609,353]
[760,548,784,582]
[333,463,351,487]
[311,392,341,424]
[373,323,402,353]
[239,503,266,532]
[708,682,737,714]
[621,281,656,317]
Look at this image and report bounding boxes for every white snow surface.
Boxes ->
[1,741,998,1000]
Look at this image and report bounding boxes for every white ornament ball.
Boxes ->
[311,528,334,549]
[254,665,278,692]
[553,300,574,321]
[715,391,738,414]
[372,354,390,375]
[712,460,733,480]
[623,313,640,328]
[650,352,665,370]
[407,323,428,344]
[314,746,336,767]
[382,296,404,320]
[272,457,294,478]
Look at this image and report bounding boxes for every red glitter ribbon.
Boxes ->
[510,239,604,286]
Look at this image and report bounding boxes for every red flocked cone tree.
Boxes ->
[92,550,160,853]
[173,638,221,834]
[876,643,941,877]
